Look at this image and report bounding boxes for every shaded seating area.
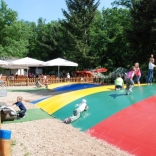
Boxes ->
[0,57,109,86]
[0,75,96,86]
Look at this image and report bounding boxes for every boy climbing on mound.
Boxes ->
[13,96,27,118]
[63,99,89,124]
[114,74,124,90]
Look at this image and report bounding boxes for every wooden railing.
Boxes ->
[0,76,103,86]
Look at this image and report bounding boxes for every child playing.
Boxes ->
[115,74,124,90]
[134,62,141,86]
[13,96,27,118]
[67,73,70,82]
[44,76,48,89]
[147,58,156,85]
[35,78,43,88]
[63,99,89,124]
[125,66,136,95]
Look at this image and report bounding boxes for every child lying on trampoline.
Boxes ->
[63,99,89,124]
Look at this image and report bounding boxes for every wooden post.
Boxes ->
[0,129,11,156]
[0,111,1,129]
[0,80,11,156]
[26,78,29,86]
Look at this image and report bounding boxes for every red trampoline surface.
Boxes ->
[87,95,156,156]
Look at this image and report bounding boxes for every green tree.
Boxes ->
[112,0,156,64]
[26,21,38,58]
[127,0,156,63]
[27,18,48,60]
[36,19,65,61]
[60,0,100,68]
[90,8,131,70]
[89,10,107,68]
[103,8,131,69]
[0,0,30,58]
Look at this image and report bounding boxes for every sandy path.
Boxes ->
[1,86,134,156]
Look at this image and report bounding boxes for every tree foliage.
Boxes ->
[112,0,156,65]
[90,8,131,70]
[0,0,30,58]
[1,0,156,74]
[60,0,100,68]
[127,0,156,63]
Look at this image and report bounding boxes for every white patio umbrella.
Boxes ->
[0,60,9,65]
[45,58,78,77]
[9,57,45,76]
[1,65,28,69]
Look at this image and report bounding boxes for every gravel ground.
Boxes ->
[1,86,134,156]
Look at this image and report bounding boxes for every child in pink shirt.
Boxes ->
[125,66,136,95]
[135,63,141,86]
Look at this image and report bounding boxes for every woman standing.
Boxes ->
[147,58,156,85]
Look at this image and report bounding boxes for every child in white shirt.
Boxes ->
[63,99,88,124]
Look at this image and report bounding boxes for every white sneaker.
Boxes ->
[126,90,129,95]
[22,113,27,118]
[129,88,132,92]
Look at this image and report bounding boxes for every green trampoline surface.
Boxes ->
[52,85,156,131]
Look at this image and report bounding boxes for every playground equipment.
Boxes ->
[0,80,16,122]
[75,68,108,77]
[35,78,43,88]
[109,67,127,80]
[0,106,17,122]
[0,80,12,156]
[75,70,93,77]
[94,68,107,73]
